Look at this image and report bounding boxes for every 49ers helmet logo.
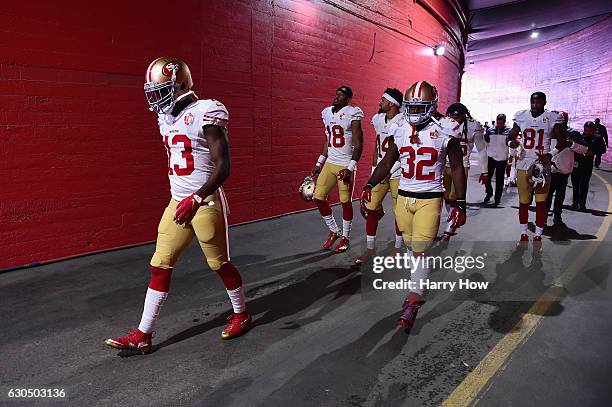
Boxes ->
[162,61,180,77]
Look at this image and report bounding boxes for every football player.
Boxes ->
[311,86,364,253]
[441,103,487,241]
[355,88,404,264]
[361,81,467,333]
[104,57,251,354]
[506,92,566,243]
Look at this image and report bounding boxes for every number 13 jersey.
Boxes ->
[390,116,462,193]
[158,97,229,201]
[513,109,563,170]
[321,105,364,166]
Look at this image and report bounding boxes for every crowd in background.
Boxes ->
[482,115,608,224]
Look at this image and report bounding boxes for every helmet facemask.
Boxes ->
[403,101,435,125]
[144,68,180,114]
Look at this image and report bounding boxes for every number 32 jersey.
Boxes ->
[322,105,364,166]
[513,109,563,170]
[157,97,229,201]
[390,116,462,193]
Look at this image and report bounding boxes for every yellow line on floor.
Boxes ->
[442,172,612,407]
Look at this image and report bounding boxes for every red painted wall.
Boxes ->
[0,0,464,269]
[461,17,612,162]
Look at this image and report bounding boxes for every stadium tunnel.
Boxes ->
[1,1,611,406]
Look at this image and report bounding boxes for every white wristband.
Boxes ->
[316,155,326,166]
[347,160,357,172]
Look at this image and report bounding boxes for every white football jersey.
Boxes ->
[445,118,486,168]
[322,105,364,166]
[391,116,462,193]
[157,97,229,201]
[513,109,563,170]
[371,112,402,179]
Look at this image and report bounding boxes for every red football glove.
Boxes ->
[337,168,353,186]
[478,173,489,184]
[175,193,203,225]
[447,200,466,232]
[360,184,373,218]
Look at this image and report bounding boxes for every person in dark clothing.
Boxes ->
[546,112,587,224]
[484,114,510,205]
[571,121,607,211]
[594,118,608,168]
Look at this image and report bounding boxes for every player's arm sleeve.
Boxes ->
[202,101,229,129]
[351,107,364,121]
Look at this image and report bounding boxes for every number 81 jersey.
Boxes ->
[322,105,364,166]
[158,98,229,201]
[390,116,461,193]
[513,109,563,170]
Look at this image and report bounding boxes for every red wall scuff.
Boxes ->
[0,0,463,269]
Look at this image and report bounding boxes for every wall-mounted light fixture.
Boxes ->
[530,31,539,39]
[434,45,445,56]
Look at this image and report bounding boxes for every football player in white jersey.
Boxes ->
[104,57,250,354]
[360,81,467,333]
[311,86,364,253]
[506,92,566,245]
[441,103,488,241]
[355,88,404,264]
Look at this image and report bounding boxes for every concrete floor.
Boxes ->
[1,166,611,407]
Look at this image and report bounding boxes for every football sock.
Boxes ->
[535,201,547,229]
[519,203,529,225]
[217,262,246,314]
[366,209,379,236]
[138,267,172,334]
[395,222,403,248]
[342,219,352,239]
[366,235,376,250]
[323,215,339,233]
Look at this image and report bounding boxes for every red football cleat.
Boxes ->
[533,235,542,252]
[322,231,341,250]
[519,233,529,242]
[355,248,376,264]
[221,311,252,340]
[334,237,350,253]
[441,232,452,242]
[397,300,422,333]
[104,329,153,354]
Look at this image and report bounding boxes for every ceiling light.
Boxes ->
[530,31,539,39]
[469,60,474,66]
[434,45,445,56]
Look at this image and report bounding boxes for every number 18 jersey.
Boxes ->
[390,116,461,193]
[322,105,364,166]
